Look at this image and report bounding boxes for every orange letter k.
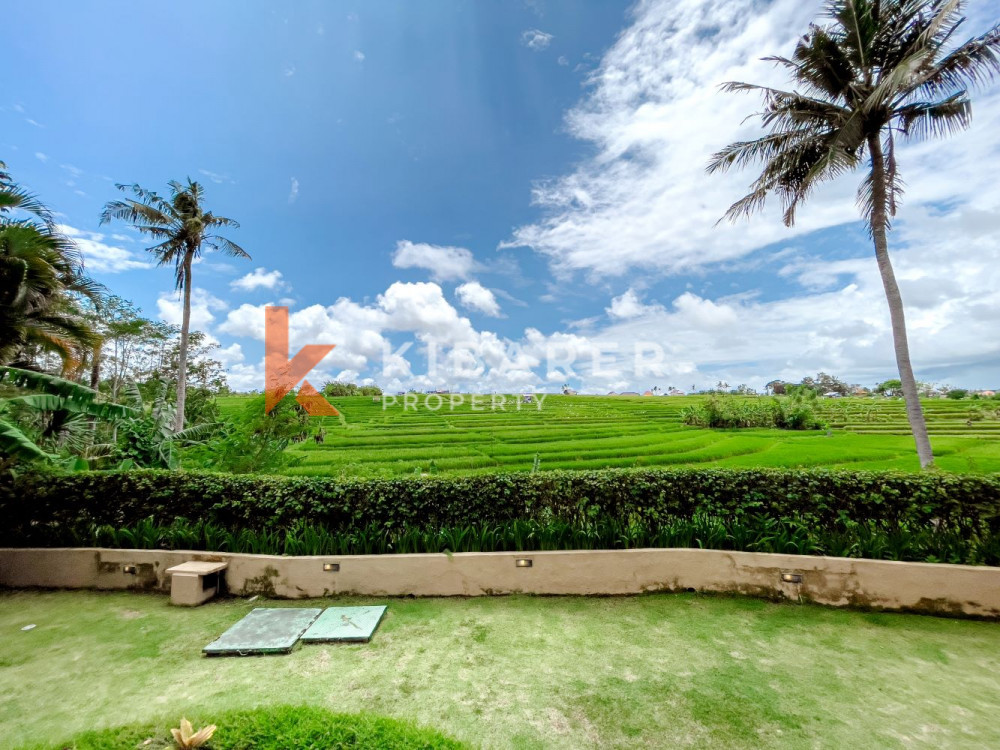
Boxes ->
[264,306,340,416]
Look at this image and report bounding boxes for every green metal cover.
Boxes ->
[203,608,322,656]
[300,606,387,643]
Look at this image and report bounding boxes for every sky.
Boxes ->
[4,0,1000,393]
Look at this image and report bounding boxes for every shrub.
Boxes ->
[45,705,465,749]
[681,394,824,430]
[55,514,1000,565]
[2,467,999,549]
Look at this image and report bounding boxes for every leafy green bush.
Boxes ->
[3,467,999,553]
[43,705,465,749]
[183,394,308,474]
[53,514,1000,565]
[322,381,383,397]
[681,393,824,430]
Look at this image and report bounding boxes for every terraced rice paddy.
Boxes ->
[216,394,1000,477]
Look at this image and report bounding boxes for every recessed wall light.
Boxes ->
[515,558,532,568]
[780,572,803,584]
[323,563,340,572]
[122,565,137,575]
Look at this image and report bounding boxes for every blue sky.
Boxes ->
[5,0,1000,392]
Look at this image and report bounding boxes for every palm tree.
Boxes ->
[708,0,1000,469]
[100,179,249,431]
[0,161,100,369]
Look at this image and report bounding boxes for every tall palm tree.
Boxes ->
[709,0,1000,469]
[0,161,100,369]
[101,179,249,431]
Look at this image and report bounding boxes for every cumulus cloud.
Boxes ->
[230,267,288,292]
[503,0,1000,282]
[391,240,478,281]
[607,288,662,320]
[455,281,502,317]
[58,224,151,273]
[521,29,553,51]
[157,288,228,331]
[287,177,299,204]
[354,50,365,62]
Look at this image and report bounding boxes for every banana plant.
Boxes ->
[0,365,136,466]
[113,379,218,469]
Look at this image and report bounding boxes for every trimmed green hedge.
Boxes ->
[2,468,999,547]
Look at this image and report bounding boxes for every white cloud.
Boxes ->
[157,288,228,331]
[230,267,288,292]
[391,240,478,281]
[198,168,233,185]
[284,64,296,77]
[287,177,299,204]
[607,288,662,320]
[57,224,151,273]
[557,55,569,66]
[354,50,365,62]
[521,29,554,51]
[34,152,47,163]
[504,0,1000,283]
[216,342,245,367]
[456,281,502,317]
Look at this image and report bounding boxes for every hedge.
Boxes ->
[2,468,999,546]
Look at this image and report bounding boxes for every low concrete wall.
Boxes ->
[1,547,998,617]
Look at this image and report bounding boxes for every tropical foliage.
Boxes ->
[0,366,213,471]
[100,179,249,431]
[709,0,1000,468]
[681,392,824,429]
[0,161,99,370]
[33,513,1000,566]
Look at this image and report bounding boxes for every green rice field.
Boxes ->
[215,394,1000,477]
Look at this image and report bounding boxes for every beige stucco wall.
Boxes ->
[1,547,998,618]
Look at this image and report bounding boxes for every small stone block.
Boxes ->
[203,608,322,656]
[300,606,387,643]
[168,561,228,606]
[171,572,216,606]
[166,561,228,575]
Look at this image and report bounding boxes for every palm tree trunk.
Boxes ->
[867,135,934,469]
[174,252,193,432]
[89,340,101,390]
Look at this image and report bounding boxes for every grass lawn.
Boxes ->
[2,591,1000,748]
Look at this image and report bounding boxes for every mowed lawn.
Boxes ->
[216,394,1000,477]
[3,590,1000,749]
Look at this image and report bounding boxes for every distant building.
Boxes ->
[823,391,842,398]
[620,391,640,396]
[643,390,654,396]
